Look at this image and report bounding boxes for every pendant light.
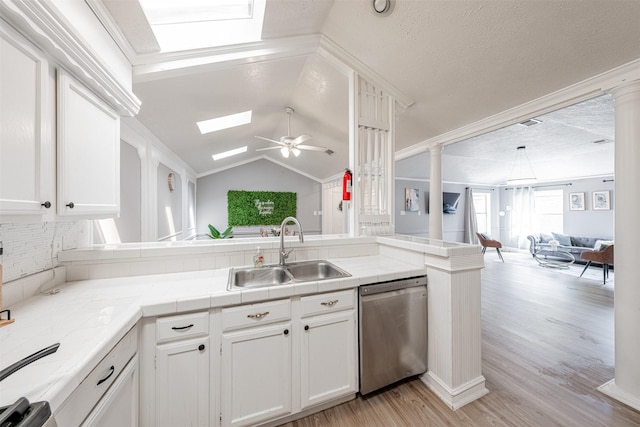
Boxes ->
[506,146,537,185]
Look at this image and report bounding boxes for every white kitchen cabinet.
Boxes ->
[0,21,53,217]
[156,338,210,427]
[81,354,139,427]
[56,327,138,427]
[152,311,210,427]
[57,68,120,217]
[220,300,292,427]
[299,290,357,410]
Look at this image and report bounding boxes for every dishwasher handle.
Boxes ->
[0,343,60,382]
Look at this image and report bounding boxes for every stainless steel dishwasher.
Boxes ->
[359,275,428,395]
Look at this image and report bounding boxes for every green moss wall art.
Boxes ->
[227,190,297,226]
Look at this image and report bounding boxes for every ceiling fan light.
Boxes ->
[291,148,301,157]
[281,146,290,158]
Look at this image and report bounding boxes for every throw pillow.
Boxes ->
[551,232,572,246]
[539,233,554,243]
[571,236,591,247]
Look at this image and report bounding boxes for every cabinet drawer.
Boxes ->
[222,299,291,332]
[300,290,355,318]
[157,311,209,344]
[56,326,138,427]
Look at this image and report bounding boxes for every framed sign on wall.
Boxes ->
[227,190,297,226]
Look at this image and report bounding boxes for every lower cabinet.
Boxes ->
[139,290,357,427]
[55,327,138,427]
[151,311,210,427]
[300,309,357,410]
[221,322,293,427]
[81,355,139,427]
[156,338,210,427]
[219,290,357,427]
[220,299,293,427]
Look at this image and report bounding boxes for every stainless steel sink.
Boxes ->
[285,260,351,282]
[229,266,293,289]
[227,260,350,290]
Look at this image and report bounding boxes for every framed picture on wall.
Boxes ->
[405,188,420,212]
[569,192,585,211]
[593,191,611,210]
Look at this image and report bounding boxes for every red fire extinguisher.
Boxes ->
[342,169,352,201]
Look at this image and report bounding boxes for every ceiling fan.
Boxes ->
[255,107,327,158]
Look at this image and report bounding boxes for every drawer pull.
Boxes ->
[321,300,339,307]
[171,324,194,331]
[247,311,270,320]
[97,365,115,386]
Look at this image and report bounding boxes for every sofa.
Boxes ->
[526,232,613,262]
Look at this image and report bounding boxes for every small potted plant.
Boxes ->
[207,224,233,239]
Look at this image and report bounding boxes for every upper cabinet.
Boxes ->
[57,69,120,217]
[0,22,53,217]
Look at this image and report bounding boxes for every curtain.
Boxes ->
[463,187,478,244]
[511,186,534,249]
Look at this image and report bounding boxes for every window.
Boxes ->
[533,189,563,233]
[473,192,491,234]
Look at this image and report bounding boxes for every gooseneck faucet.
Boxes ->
[279,216,304,266]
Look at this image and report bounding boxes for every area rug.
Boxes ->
[485,250,614,285]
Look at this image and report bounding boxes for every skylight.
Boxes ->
[197,110,252,134]
[212,146,248,161]
[138,0,266,52]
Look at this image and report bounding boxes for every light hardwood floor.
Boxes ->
[280,252,640,426]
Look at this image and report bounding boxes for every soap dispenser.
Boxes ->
[253,247,264,268]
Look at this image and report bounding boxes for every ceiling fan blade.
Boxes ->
[291,134,312,145]
[256,146,283,152]
[255,135,285,145]
[297,144,327,152]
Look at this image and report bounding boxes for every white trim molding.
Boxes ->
[396,58,640,160]
[0,0,141,116]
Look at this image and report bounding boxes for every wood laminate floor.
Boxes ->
[280,252,640,427]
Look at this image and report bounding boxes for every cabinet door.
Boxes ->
[0,22,52,216]
[81,355,138,427]
[57,68,119,216]
[221,323,292,427]
[156,338,210,427]
[300,310,357,410]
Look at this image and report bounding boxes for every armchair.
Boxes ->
[579,244,614,284]
[476,232,504,262]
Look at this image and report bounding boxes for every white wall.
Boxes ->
[196,159,322,238]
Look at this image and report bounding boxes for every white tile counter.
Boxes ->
[0,254,425,412]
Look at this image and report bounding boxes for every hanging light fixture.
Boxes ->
[506,145,537,185]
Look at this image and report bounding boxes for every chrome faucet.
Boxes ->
[279,216,304,266]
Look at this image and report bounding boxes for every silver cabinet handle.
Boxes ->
[247,311,270,320]
[321,300,339,307]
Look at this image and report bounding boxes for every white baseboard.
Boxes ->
[421,371,489,410]
[598,379,640,411]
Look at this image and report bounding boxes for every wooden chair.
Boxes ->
[579,244,614,284]
[476,232,504,262]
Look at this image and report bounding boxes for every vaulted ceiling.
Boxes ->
[100,0,640,184]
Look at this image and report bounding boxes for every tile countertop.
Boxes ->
[0,255,425,411]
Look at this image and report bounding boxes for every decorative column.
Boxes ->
[429,144,443,239]
[598,80,640,410]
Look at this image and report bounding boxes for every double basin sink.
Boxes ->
[228,260,351,291]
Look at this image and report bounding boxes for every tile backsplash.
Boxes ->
[0,221,89,283]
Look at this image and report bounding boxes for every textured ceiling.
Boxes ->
[103,0,640,182]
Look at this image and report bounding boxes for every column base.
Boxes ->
[598,379,640,411]
[421,371,489,410]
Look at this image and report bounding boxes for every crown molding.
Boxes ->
[0,0,140,116]
[396,58,640,161]
[133,34,322,83]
